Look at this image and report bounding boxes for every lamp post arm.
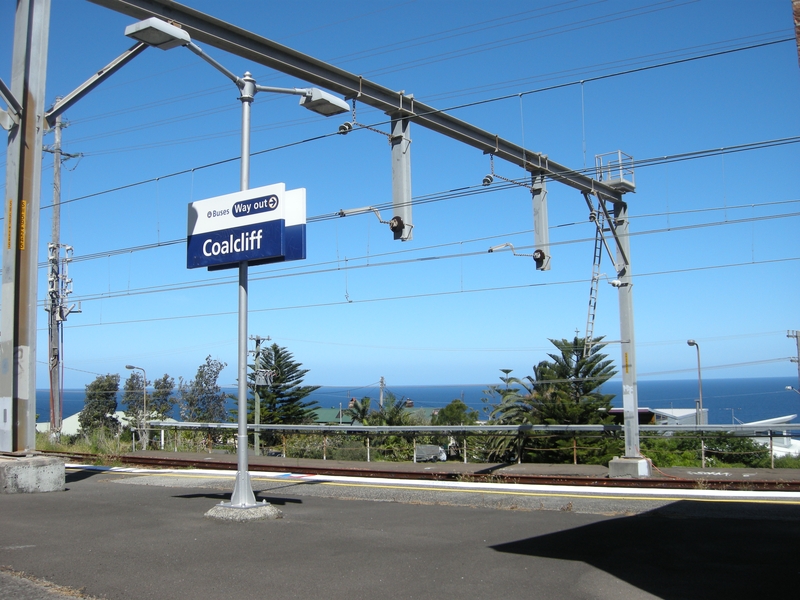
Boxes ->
[183,42,315,100]
[254,84,311,97]
[184,41,242,87]
[45,42,148,128]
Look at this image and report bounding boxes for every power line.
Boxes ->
[640,357,792,377]
[11,31,789,182]
[8,197,797,297]
[342,0,704,78]
[26,207,800,304]
[52,256,800,331]
[44,1,686,137]
[422,30,790,103]
[28,129,800,218]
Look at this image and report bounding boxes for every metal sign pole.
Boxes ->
[229,76,257,508]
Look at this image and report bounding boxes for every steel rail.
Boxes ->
[44,451,800,492]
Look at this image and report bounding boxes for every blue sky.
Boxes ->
[1,0,799,390]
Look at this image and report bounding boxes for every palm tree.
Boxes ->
[373,393,413,426]
[344,397,373,425]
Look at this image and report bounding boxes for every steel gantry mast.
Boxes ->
[0,0,51,452]
[69,0,647,475]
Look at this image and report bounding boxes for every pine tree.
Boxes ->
[248,344,319,427]
[484,336,618,463]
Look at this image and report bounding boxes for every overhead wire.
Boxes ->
[19,30,791,168]
[4,24,797,327]
[363,0,703,78]
[9,139,799,279]
[61,206,800,301]
[3,22,794,168]
[327,0,603,65]
[6,6,795,386]
[421,30,790,103]
[48,255,800,332]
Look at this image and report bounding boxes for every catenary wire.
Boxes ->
[24,208,800,305]
[47,256,799,328]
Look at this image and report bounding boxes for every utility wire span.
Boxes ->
[7,29,789,196]
[45,256,799,330]
[0,30,792,174]
[18,130,800,222]
[52,1,704,133]
[25,208,800,305]
[8,193,797,285]
[26,196,800,273]
[640,357,793,377]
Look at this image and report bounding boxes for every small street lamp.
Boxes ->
[687,340,704,425]
[125,364,147,450]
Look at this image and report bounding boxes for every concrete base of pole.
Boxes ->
[0,455,65,493]
[204,501,282,522]
[608,456,651,478]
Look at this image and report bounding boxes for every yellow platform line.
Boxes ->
[69,467,800,507]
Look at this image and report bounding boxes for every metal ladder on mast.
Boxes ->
[583,203,605,358]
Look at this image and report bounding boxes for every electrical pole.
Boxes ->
[44,111,80,442]
[789,330,800,390]
[249,335,271,456]
[379,376,385,409]
[47,113,63,442]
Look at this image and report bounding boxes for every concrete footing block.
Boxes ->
[204,502,283,522]
[0,455,65,493]
[608,456,652,478]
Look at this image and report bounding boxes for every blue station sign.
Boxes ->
[186,183,306,270]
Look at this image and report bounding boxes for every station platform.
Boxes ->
[2,455,800,600]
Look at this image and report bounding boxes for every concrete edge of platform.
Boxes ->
[0,455,65,493]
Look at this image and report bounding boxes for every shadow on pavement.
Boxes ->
[491,500,800,599]
[172,492,302,506]
[65,469,104,484]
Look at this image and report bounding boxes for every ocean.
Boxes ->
[37,376,800,426]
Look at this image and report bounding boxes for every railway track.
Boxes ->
[45,451,800,492]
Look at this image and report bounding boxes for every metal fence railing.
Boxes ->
[142,421,799,468]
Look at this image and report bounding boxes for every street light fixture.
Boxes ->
[687,340,704,425]
[125,18,349,116]
[123,17,190,50]
[125,17,349,509]
[125,364,148,450]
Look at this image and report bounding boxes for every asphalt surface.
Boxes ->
[2,466,800,599]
